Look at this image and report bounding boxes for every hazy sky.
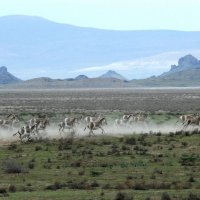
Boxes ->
[0,0,200,30]
[1,0,200,79]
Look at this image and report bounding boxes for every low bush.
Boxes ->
[8,143,17,150]
[0,188,7,194]
[0,187,9,197]
[90,170,103,177]
[8,185,16,193]
[184,193,200,200]
[161,192,171,200]
[45,182,66,190]
[28,162,35,169]
[125,137,136,145]
[114,192,133,200]
[4,159,25,174]
[35,145,42,151]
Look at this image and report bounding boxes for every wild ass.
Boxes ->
[129,113,148,124]
[59,117,78,136]
[28,117,50,133]
[0,114,19,130]
[84,113,102,124]
[13,124,38,141]
[182,115,200,131]
[115,114,132,126]
[84,117,107,136]
[178,114,196,125]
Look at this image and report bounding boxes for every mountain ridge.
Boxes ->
[1,15,200,79]
[2,54,200,88]
[1,55,200,87]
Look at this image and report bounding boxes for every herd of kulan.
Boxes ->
[0,113,199,141]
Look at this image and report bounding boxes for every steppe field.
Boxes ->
[0,88,200,200]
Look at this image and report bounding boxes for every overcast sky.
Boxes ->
[0,0,200,31]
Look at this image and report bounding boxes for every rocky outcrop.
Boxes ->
[0,66,21,84]
[161,55,200,77]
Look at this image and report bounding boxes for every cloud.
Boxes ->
[71,50,200,79]
[72,52,178,73]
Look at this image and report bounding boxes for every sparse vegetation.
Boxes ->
[0,89,200,199]
[0,133,199,199]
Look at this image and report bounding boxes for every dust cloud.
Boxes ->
[0,122,185,143]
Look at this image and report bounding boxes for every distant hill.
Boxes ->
[4,77,126,89]
[0,66,21,84]
[1,15,200,79]
[75,75,89,80]
[99,70,127,80]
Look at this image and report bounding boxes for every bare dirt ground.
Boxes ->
[0,88,200,114]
